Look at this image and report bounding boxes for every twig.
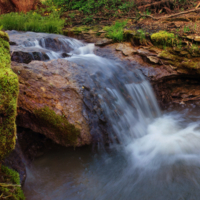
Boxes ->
[195,2,200,9]
[0,183,20,187]
[130,8,200,21]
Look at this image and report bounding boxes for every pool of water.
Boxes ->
[24,106,200,200]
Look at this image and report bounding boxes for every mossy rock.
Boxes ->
[34,106,80,146]
[0,31,19,161]
[159,49,200,70]
[151,31,179,47]
[0,165,25,200]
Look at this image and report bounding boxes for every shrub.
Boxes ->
[104,20,127,42]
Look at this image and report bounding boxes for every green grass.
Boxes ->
[104,20,127,42]
[0,11,65,33]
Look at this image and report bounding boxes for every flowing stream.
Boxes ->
[8,31,200,200]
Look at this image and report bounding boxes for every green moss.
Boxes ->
[158,50,177,60]
[0,31,19,161]
[181,60,200,69]
[34,106,80,145]
[159,49,200,70]
[0,165,25,200]
[151,31,179,47]
[0,33,10,69]
[0,31,23,199]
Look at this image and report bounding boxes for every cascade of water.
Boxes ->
[65,42,200,170]
[9,31,200,200]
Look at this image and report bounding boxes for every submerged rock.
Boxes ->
[11,49,49,64]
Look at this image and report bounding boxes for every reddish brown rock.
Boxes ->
[11,0,38,12]
[0,0,38,14]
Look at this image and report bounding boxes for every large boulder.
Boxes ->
[11,59,92,147]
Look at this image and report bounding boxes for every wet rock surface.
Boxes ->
[11,59,92,147]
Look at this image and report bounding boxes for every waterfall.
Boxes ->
[9,31,200,200]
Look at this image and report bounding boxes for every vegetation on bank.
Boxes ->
[45,0,136,14]
[104,20,128,42]
[0,31,18,162]
[0,11,64,33]
[43,0,193,15]
[0,31,24,199]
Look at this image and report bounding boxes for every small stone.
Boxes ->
[177,69,189,74]
[186,35,195,40]
[99,30,106,33]
[87,30,97,34]
[147,56,159,64]
[194,36,200,42]
[116,43,124,51]
[122,48,137,56]
[40,87,46,92]
[169,65,177,70]
[180,51,188,55]
[95,38,113,46]
[56,102,63,110]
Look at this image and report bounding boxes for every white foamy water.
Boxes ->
[127,113,200,170]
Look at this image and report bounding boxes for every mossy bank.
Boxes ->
[0,31,24,199]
